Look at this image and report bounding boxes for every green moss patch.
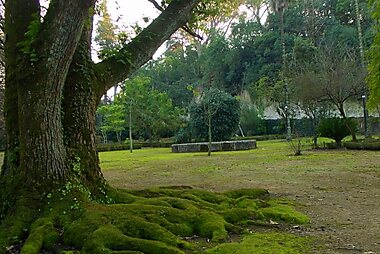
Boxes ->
[206,232,311,254]
[1,187,310,254]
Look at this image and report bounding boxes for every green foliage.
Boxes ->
[173,127,192,144]
[317,118,357,143]
[16,13,40,63]
[190,88,240,141]
[136,48,200,108]
[118,76,183,142]
[368,0,380,109]
[97,103,126,143]
[94,0,119,59]
[240,103,265,136]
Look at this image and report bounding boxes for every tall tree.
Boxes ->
[368,0,380,111]
[118,76,183,144]
[0,0,200,252]
[94,0,118,60]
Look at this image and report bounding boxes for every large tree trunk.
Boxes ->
[0,1,94,251]
[62,19,105,191]
[0,0,200,252]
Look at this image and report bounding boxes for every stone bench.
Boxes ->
[171,140,257,153]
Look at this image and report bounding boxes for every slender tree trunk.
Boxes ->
[129,102,133,153]
[239,124,245,137]
[208,110,212,156]
[354,0,365,68]
[337,104,357,141]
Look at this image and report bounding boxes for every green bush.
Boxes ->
[240,104,265,136]
[173,128,192,144]
[317,118,357,143]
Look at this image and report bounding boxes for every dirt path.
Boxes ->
[265,169,380,254]
[289,170,379,253]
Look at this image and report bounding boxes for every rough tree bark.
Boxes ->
[0,0,200,251]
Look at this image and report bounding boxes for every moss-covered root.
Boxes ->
[82,225,184,254]
[0,198,39,254]
[20,218,59,254]
[2,187,310,253]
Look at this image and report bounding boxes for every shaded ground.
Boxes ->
[100,140,380,253]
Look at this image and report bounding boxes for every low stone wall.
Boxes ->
[172,140,257,153]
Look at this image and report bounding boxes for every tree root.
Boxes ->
[0,187,310,254]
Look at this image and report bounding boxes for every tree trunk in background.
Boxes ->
[208,110,212,156]
[129,102,133,153]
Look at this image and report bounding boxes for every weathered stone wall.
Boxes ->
[172,140,257,153]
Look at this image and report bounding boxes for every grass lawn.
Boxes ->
[100,139,379,191]
[100,139,380,253]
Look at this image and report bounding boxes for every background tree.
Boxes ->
[95,0,118,59]
[136,46,201,108]
[94,0,120,99]
[118,76,183,144]
[190,88,240,145]
[368,0,380,111]
[97,103,126,143]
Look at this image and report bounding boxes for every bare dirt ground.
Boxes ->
[101,141,380,253]
[266,160,380,254]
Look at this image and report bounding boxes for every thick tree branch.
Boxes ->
[147,0,203,41]
[94,0,200,96]
[38,0,95,75]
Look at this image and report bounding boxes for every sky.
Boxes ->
[100,0,163,98]
[107,0,160,28]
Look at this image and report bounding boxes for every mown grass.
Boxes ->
[100,139,380,191]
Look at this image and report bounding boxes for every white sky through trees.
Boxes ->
[108,0,159,26]
[100,0,162,99]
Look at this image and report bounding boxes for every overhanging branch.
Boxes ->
[147,0,203,41]
[94,0,200,96]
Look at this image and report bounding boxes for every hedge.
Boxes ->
[97,143,142,152]
[344,141,380,150]
[232,134,287,142]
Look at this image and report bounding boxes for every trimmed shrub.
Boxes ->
[317,118,357,143]
[232,134,287,141]
[189,88,240,142]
